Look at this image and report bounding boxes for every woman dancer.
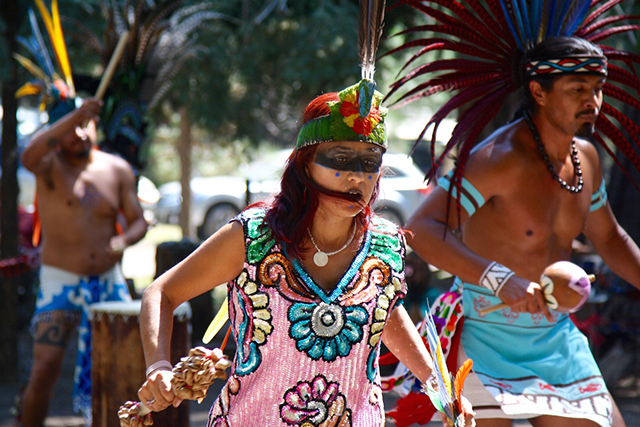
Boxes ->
[137,79,473,426]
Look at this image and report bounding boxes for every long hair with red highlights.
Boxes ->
[258,92,379,259]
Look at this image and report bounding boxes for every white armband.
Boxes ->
[479,262,514,296]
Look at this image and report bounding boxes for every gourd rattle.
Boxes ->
[479,261,594,315]
[118,346,232,427]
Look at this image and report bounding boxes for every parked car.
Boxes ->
[155,149,432,240]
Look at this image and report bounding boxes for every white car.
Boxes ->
[155,149,432,240]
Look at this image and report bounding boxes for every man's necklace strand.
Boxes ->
[307,224,357,267]
[524,111,583,193]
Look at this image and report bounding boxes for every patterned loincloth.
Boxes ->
[32,265,132,425]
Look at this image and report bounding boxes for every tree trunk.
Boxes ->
[0,0,21,383]
[178,106,192,238]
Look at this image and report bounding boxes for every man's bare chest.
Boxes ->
[43,165,120,219]
[486,178,592,245]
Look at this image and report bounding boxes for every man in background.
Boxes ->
[18,97,147,426]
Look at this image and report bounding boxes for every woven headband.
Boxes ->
[296,79,388,150]
[526,56,608,78]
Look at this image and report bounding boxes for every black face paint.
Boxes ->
[314,146,382,173]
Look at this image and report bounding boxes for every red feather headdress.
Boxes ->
[384,0,640,221]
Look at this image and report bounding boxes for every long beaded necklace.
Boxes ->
[307,224,357,267]
[523,111,583,194]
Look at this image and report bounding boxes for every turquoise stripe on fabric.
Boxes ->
[437,171,485,217]
[590,178,608,212]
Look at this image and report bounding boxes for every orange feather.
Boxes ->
[454,358,473,409]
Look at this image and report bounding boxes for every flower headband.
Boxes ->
[296,79,388,151]
[526,56,608,78]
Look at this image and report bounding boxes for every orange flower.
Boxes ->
[339,90,381,136]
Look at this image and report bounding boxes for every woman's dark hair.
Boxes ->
[514,36,606,119]
[255,92,379,259]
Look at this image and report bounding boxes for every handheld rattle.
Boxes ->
[479,261,594,315]
[118,346,232,427]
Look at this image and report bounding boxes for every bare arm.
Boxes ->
[406,182,549,318]
[584,203,640,289]
[405,188,488,285]
[382,305,434,383]
[108,163,148,255]
[20,98,102,174]
[382,305,476,424]
[138,220,245,409]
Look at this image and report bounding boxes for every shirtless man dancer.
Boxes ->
[406,37,640,426]
[19,97,147,426]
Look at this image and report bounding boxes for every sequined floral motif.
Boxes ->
[289,302,368,361]
[366,276,404,381]
[337,86,382,136]
[280,375,352,426]
[234,270,273,376]
[246,215,275,264]
[207,376,240,427]
[368,277,403,347]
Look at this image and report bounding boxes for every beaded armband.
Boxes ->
[437,171,485,217]
[479,262,514,296]
[590,178,608,212]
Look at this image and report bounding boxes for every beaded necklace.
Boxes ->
[524,111,583,194]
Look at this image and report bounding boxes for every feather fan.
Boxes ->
[423,309,473,426]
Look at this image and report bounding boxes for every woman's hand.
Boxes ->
[137,370,183,412]
[440,395,476,427]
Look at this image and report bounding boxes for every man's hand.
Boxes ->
[107,235,126,262]
[497,275,553,322]
[75,98,103,124]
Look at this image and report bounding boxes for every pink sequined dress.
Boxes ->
[207,208,407,427]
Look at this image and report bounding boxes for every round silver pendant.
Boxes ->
[313,251,329,267]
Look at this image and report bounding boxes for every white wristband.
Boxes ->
[479,262,514,296]
[145,360,173,378]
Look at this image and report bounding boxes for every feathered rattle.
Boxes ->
[117,346,232,427]
[423,309,474,427]
[479,261,594,315]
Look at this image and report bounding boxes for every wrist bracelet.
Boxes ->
[145,360,173,378]
[479,262,514,296]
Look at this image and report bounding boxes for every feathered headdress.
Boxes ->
[296,0,389,150]
[15,0,76,124]
[384,0,640,218]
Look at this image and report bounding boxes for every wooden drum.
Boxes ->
[91,300,192,427]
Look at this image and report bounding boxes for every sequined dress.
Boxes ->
[207,208,407,427]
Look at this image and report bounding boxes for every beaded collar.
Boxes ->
[523,111,583,194]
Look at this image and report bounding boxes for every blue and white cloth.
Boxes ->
[32,265,131,425]
[454,278,612,426]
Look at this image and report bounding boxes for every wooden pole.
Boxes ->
[95,31,130,100]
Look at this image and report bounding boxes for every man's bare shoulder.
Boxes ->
[574,137,602,183]
[93,150,135,177]
[574,137,599,161]
[467,119,531,178]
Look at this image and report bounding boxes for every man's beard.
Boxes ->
[75,148,91,159]
[576,122,595,138]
